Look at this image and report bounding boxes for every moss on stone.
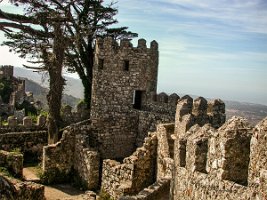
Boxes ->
[98,190,114,200]
[0,167,12,177]
[40,168,72,185]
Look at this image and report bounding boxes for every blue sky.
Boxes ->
[114,0,267,105]
[0,0,267,105]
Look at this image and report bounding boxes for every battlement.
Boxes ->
[172,116,267,199]
[175,96,226,136]
[94,37,158,77]
[96,37,158,52]
[141,92,180,116]
[176,96,225,118]
[148,92,180,105]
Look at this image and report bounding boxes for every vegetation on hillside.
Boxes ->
[0,1,70,144]
[0,78,13,103]
[24,78,80,110]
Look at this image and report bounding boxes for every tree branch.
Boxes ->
[0,9,39,24]
[0,21,52,37]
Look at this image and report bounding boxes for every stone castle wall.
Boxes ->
[120,178,170,200]
[118,123,176,200]
[91,37,159,159]
[42,120,100,190]
[142,92,179,115]
[61,103,90,127]
[156,123,175,180]
[9,79,25,106]
[39,92,267,200]
[170,96,267,200]
[101,132,157,199]
[136,110,174,147]
[0,150,23,177]
[0,174,45,200]
[73,131,100,190]
[36,36,267,200]
[0,131,47,161]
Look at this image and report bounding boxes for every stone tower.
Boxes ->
[91,37,159,159]
[0,65,13,80]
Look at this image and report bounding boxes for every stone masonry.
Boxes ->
[0,174,45,200]
[91,37,159,159]
[0,150,23,177]
[40,37,267,200]
[170,97,267,200]
[42,120,100,189]
[101,132,157,199]
[0,131,47,161]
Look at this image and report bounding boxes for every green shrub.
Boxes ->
[10,148,21,154]
[0,167,12,177]
[98,190,114,200]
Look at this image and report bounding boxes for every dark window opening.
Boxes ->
[99,59,104,70]
[195,139,208,173]
[123,60,130,71]
[179,139,187,167]
[168,135,175,159]
[133,90,143,110]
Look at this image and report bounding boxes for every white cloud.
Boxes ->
[0,46,26,67]
[119,0,267,35]
[161,0,267,34]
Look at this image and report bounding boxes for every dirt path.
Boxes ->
[44,184,86,200]
[23,167,40,182]
[23,166,96,200]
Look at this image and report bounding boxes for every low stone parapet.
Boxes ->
[120,178,170,200]
[0,174,45,200]
[0,131,47,162]
[0,150,23,177]
[101,132,158,199]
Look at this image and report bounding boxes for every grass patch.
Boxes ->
[0,167,12,177]
[10,148,22,154]
[98,190,114,200]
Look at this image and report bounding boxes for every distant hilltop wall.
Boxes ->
[0,65,13,80]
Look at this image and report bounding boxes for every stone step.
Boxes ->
[23,167,41,183]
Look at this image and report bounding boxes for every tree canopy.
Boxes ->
[0,0,72,143]
[0,0,137,143]
[57,0,138,109]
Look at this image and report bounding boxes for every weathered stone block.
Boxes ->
[37,115,46,127]
[8,116,17,127]
[23,116,32,128]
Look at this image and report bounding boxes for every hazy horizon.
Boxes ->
[0,0,266,106]
[12,66,267,107]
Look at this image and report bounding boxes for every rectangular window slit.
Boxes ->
[179,139,187,167]
[99,59,104,70]
[123,60,129,71]
[133,90,143,110]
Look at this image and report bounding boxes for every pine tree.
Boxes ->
[62,0,137,109]
[0,0,71,143]
[0,0,137,143]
